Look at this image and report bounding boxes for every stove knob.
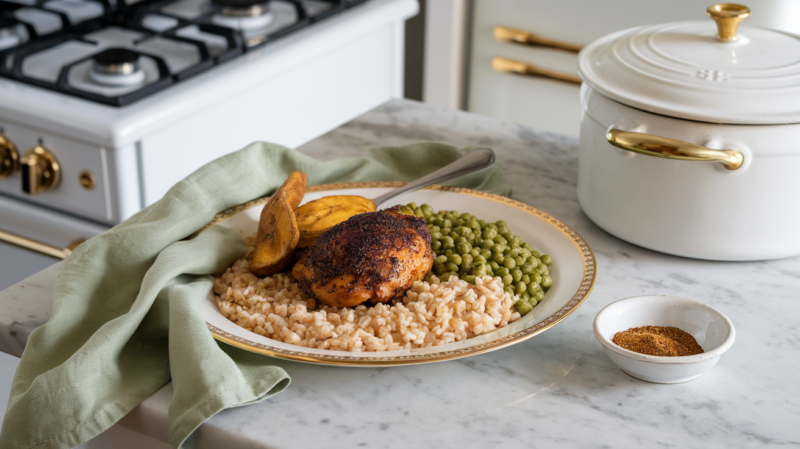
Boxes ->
[20,145,60,194]
[0,135,19,181]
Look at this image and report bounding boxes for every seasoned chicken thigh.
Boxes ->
[292,208,434,307]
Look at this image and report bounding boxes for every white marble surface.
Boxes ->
[2,99,799,448]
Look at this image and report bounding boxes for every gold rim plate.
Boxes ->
[199,183,596,366]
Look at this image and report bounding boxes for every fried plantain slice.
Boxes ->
[249,171,307,276]
[250,190,300,276]
[295,195,377,248]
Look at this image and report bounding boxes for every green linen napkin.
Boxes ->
[0,141,510,449]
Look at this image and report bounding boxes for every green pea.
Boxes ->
[529,298,538,307]
[511,236,522,246]
[462,253,474,267]
[534,290,545,301]
[493,235,508,246]
[432,240,442,251]
[516,281,527,295]
[512,269,523,282]
[464,274,476,284]
[443,236,455,249]
[532,273,543,284]
[509,248,520,258]
[496,220,507,228]
[520,292,531,301]
[435,255,447,264]
[495,267,509,277]
[442,219,453,229]
[527,283,540,295]
[478,219,486,226]
[502,273,513,286]
[455,219,465,227]
[535,264,547,274]
[490,261,500,270]
[455,236,468,245]
[446,262,459,272]
[532,251,541,258]
[526,258,539,269]
[522,243,533,251]
[493,253,505,264]
[472,266,487,277]
[514,257,525,267]
[468,218,479,229]
[433,263,446,275]
[421,204,433,214]
[520,249,532,259]
[504,285,514,294]
[522,274,531,284]
[481,248,492,259]
[448,254,462,265]
[480,239,495,249]
[515,299,533,315]
[483,228,498,239]
[431,231,443,240]
[470,248,481,258]
[492,244,506,255]
[475,255,487,264]
[541,254,552,266]
[503,258,516,269]
[541,275,553,288]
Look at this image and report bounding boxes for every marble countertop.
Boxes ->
[2,99,799,448]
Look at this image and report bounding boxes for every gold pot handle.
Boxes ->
[0,228,83,259]
[492,56,582,85]
[494,26,583,53]
[606,129,744,170]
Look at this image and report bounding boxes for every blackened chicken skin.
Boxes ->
[292,207,434,308]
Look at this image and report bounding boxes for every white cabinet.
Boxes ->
[452,0,800,136]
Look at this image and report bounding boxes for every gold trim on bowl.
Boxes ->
[199,182,597,366]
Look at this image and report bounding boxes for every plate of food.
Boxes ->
[196,174,596,366]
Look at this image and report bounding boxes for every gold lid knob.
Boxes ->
[0,135,19,181]
[707,4,751,42]
[21,145,60,195]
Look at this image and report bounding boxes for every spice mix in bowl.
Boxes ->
[593,295,735,384]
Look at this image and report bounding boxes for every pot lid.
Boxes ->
[577,4,800,125]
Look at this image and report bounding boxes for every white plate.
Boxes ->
[198,183,596,366]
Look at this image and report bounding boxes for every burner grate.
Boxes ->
[0,0,370,106]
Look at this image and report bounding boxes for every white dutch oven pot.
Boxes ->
[576,3,800,261]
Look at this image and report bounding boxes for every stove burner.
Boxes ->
[0,19,27,51]
[211,0,273,31]
[89,48,146,86]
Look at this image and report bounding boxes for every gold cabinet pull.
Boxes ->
[606,129,744,170]
[492,56,581,85]
[0,228,83,259]
[494,26,583,53]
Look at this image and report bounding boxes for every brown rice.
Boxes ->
[213,240,521,352]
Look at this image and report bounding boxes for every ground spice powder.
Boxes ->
[612,326,704,357]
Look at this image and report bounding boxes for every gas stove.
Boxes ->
[0,0,418,291]
[0,0,369,105]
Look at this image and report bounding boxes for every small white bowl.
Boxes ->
[593,295,735,384]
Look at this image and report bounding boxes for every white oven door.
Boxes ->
[0,195,107,291]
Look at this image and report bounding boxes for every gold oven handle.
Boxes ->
[492,56,582,85]
[0,228,83,260]
[606,129,744,170]
[494,26,583,53]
